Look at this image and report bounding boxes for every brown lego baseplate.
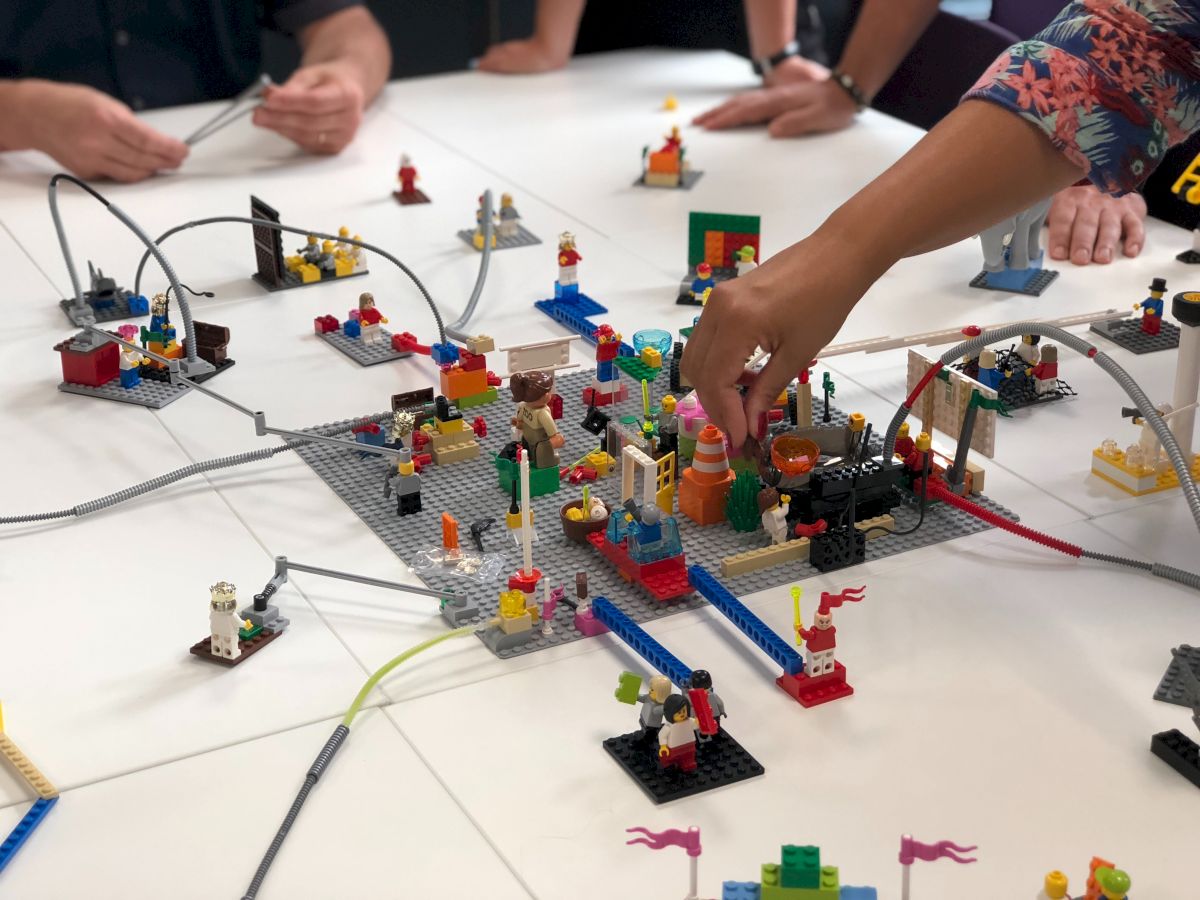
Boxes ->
[393,189,431,205]
[189,630,282,667]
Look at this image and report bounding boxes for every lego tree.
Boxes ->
[725,470,761,533]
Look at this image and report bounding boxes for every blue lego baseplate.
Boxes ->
[293,368,1019,660]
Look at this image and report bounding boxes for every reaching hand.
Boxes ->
[253,63,365,154]
[1046,185,1146,265]
[693,79,857,138]
[477,38,569,74]
[18,82,188,183]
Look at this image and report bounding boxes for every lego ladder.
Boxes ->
[688,565,805,676]
[593,597,694,688]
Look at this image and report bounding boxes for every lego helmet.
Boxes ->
[697,262,712,277]
[1150,277,1167,293]
[338,225,350,239]
[321,240,335,253]
[737,245,756,262]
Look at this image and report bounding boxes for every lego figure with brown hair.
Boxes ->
[510,370,564,469]
[358,291,388,345]
[758,486,790,544]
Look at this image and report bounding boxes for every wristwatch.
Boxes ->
[830,70,868,111]
[752,40,800,77]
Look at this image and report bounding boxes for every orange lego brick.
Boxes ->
[440,365,488,401]
[648,150,680,174]
[704,231,725,267]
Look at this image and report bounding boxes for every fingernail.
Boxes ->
[1073,249,1090,264]
[1052,245,1067,259]
[1095,247,1111,262]
[1127,243,1141,256]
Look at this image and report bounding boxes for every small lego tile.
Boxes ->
[0,797,57,875]
[968,267,1059,296]
[393,189,431,205]
[456,224,542,252]
[319,329,413,366]
[0,736,57,799]
[189,629,282,667]
[602,728,764,805]
[613,355,662,383]
[1089,317,1181,354]
[1154,644,1200,708]
[777,663,854,708]
[251,266,367,293]
[838,888,878,900]
[59,291,143,324]
[1151,728,1200,788]
[634,170,704,190]
[723,882,762,900]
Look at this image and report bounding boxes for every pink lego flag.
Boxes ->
[898,835,977,866]
[626,826,702,858]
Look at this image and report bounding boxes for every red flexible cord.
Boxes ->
[903,361,945,409]
[923,481,1082,558]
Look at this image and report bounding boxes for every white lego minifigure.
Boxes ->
[1133,402,1173,472]
[735,244,757,276]
[557,232,581,288]
[758,487,790,545]
[349,234,367,272]
[335,225,352,255]
[497,193,521,238]
[1015,334,1041,367]
[209,582,248,660]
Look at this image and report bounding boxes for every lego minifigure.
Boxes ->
[557,232,582,297]
[1031,344,1059,395]
[658,694,699,772]
[397,153,418,194]
[299,234,322,265]
[335,225,352,255]
[510,370,564,469]
[893,421,915,461]
[975,348,1003,390]
[637,675,673,745]
[735,245,757,276]
[390,410,415,449]
[660,125,683,153]
[349,234,367,272]
[757,487,791,544]
[690,262,714,303]
[383,448,422,515]
[795,586,866,677]
[497,193,521,238]
[317,240,338,275]
[1127,401,1173,471]
[1015,333,1041,367]
[209,582,248,661]
[1138,276,1167,335]
[629,502,663,544]
[116,324,145,389]
[357,292,388,345]
[473,195,497,249]
[688,669,725,721]
[657,394,679,459]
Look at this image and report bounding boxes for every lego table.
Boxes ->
[0,49,1197,899]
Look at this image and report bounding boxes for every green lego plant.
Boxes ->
[726,469,761,532]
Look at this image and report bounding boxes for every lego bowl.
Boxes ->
[633,328,673,358]
[560,500,612,544]
[771,436,820,476]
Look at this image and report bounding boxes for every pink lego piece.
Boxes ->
[574,607,609,636]
[898,835,978,866]
[625,826,702,857]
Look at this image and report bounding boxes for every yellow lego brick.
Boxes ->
[644,171,681,187]
[1090,447,1200,496]
[585,450,615,476]
[848,413,865,433]
[466,335,495,355]
[334,256,356,277]
[435,416,465,434]
[0,734,58,799]
[718,516,893,577]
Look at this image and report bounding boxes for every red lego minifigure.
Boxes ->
[397,153,418,195]
[795,586,866,677]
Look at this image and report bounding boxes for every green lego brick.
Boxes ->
[761,863,780,887]
[780,846,821,888]
[614,670,641,704]
[456,387,499,409]
[495,456,561,497]
[238,622,264,640]
[761,886,837,900]
[613,356,662,383]
[817,866,839,893]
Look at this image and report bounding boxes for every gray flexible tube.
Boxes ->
[446,189,494,342]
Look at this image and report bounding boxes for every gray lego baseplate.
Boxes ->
[1090,317,1181,354]
[294,369,1017,659]
[57,360,235,409]
[455,225,542,252]
[634,171,705,191]
[59,293,142,324]
[318,329,414,366]
[1154,644,1200,708]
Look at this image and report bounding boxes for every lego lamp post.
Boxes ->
[1170,291,1200,459]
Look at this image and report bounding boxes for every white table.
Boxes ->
[0,50,1196,900]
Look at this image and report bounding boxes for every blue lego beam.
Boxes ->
[534,297,636,356]
[688,565,805,676]
[0,797,57,874]
[593,597,693,687]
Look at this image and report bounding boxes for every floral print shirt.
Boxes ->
[964,1,1200,194]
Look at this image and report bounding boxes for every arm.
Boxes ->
[253,6,392,154]
[696,0,938,136]
[477,0,586,74]
[0,80,188,182]
[743,0,826,84]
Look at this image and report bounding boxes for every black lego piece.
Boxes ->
[602,729,764,804]
[810,525,866,573]
[1151,729,1200,789]
[1090,317,1181,354]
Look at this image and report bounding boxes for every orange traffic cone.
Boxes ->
[679,424,735,525]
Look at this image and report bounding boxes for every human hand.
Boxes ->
[477,38,569,74]
[1046,185,1146,265]
[17,81,187,182]
[253,63,365,154]
[763,55,830,87]
[693,79,856,138]
[682,235,868,450]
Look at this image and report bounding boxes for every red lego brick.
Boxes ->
[507,568,542,594]
[313,314,339,334]
[393,331,431,354]
[56,337,119,387]
[550,393,563,420]
[471,416,487,438]
[569,466,597,484]
[486,370,502,387]
[413,452,432,470]
[412,431,431,451]
[586,531,692,603]
[351,422,381,437]
[460,351,486,372]
[776,663,854,708]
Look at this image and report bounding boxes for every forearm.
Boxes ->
[743,0,796,58]
[835,0,939,98]
[533,0,586,59]
[0,81,36,151]
[299,7,392,104]
[821,101,1083,274]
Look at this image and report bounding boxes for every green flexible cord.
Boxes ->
[342,626,474,728]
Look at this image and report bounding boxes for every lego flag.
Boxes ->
[626,826,702,858]
[897,835,977,866]
[969,392,1011,418]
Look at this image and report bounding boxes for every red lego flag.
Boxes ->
[625,826,702,857]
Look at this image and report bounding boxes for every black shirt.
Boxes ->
[0,0,359,110]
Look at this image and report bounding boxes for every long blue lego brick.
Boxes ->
[534,298,636,356]
[593,597,693,687]
[0,796,57,874]
[839,887,879,899]
[688,565,804,676]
